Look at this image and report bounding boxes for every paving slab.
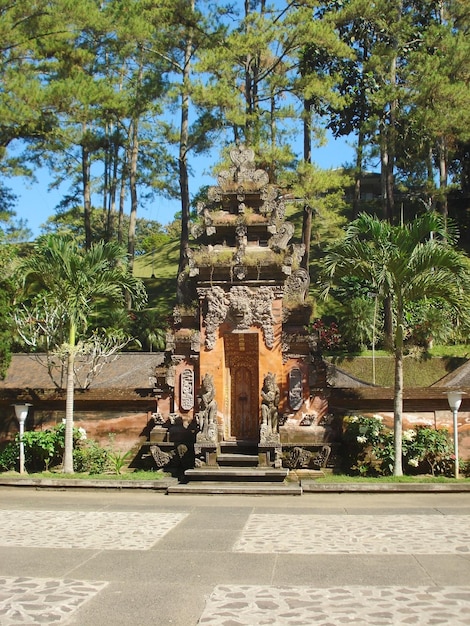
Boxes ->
[0,489,469,625]
[198,584,470,625]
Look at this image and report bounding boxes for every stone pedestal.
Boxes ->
[194,442,218,466]
[258,443,282,468]
[149,426,168,443]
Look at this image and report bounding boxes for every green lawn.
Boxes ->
[326,352,469,387]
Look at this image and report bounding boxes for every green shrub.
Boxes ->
[0,441,19,471]
[342,415,454,477]
[404,427,453,476]
[73,440,109,474]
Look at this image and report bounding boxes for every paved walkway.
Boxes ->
[0,489,470,625]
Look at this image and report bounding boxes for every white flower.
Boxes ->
[373,414,383,422]
[403,430,416,442]
[357,435,367,444]
[78,427,87,440]
[408,458,419,467]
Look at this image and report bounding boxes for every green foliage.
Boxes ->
[306,318,342,352]
[342,415,454,477]
[107,449,132,475]
[73,440,109,475]
[0,441,19,471]
[0,423,86,472]
[21,429,60,472]
[405,427,454,477]
[73,434,132,475]
[404,298,454,348]
[0,251,14,378]
[339,297,377,351]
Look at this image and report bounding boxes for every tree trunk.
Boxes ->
[177,1,194,280]
[118,156,127,246]
[437,135,448,220]
[81,124,92,250]
[62,321,76,474]
[301,97,312,270]
[393,306,404,476]
[127,116,139,271]
[353,128,365,219]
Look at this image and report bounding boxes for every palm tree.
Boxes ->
[18,235,147,473]
[322,212,470,475]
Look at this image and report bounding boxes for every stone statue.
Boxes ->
[261,372,280,435]
[197,373,217,442]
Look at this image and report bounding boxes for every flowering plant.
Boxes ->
[342,415,454,477]
[306,318,342,352]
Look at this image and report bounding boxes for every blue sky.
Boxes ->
[10,132,356,240]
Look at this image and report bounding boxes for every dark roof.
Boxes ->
[0,353,166,390]
[431,359,470,388]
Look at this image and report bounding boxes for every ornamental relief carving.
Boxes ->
[203,285,276,350]
[180,369,194,411]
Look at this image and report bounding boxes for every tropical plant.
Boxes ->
[15,235,147,473]
[406,426,453,477]
[343,415,454,477]
[323,212,470,475]
[73,439,109,475]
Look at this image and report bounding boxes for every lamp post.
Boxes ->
[446,391,465,479]
[13,403,32,474]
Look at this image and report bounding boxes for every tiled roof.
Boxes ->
[0,353,166,390]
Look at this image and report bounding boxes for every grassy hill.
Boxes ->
[327,353,469,387]
[133,241,179,318]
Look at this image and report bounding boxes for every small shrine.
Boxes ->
[148,145,334,474]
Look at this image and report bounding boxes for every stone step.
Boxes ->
[167,481,302,495]
[217,453,259,466]
[184,467,288,482]
[218,442,258,456]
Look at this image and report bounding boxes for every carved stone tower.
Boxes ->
[168,145,329,468]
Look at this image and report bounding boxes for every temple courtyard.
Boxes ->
[1,489,470,625]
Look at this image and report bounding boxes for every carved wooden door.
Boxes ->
[225,334,259,440]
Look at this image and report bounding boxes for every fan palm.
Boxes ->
[18,235,147,473]
[322,212,470,475]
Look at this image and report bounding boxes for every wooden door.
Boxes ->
[225,334,259,440]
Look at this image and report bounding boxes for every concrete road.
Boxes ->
[1,488,470,625]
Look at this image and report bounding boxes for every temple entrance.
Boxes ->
[225,334,259,440]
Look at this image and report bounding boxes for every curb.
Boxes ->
[301,481,470,493]
[1,477,470,493]
[0,478,174,491]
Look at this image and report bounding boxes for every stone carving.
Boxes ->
[259,185,279,216]
[284,445,331,470]
[204,286,229,350]
[166,364,176,388]
[252,287,276,348]
[196,373,218,442]
[289,368,303,411]
[180,369,194,411]
[149,444,191,470]
[217,144,269,190]
[235,223,247,248]
[284,268,310,301]
[204,285,276,350]
[165,330,176,352]
[229,286,253,328]
[190,331,201,352]
[300,413,316,426]
[260,372,280,443]
[149,445,173,468]
[268,222,295,252]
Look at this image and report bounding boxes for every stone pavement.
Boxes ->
[1,489,470,625]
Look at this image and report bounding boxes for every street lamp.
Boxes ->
[446,391,465,479]
[12,403,32,474]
